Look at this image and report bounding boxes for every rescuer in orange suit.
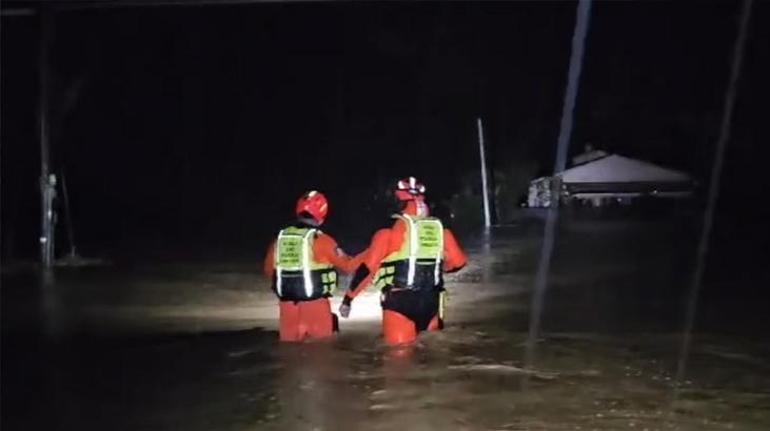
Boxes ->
[263,191,359,342]
[338,177,467,345]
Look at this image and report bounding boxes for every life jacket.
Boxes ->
[274,226,337,301]
[374,214,444,291]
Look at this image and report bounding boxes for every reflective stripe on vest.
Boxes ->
[275,228,316,297]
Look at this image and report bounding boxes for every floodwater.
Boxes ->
[2,215,769,430]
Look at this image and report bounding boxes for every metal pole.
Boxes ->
[477,118,492,229]
[676,0,754,382]
[38,5,56,268]
[61,170,77,258]
[526,0,592,368]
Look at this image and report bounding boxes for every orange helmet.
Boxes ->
[296,190,329,225]
[395,176,426,202]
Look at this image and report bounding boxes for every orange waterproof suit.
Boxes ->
[342,202,467,344]
[264,224,357,342]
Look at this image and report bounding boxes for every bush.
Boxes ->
[493,159,540,222]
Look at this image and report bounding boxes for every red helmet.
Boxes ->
[296,190,329,225]
[395,176,426,201]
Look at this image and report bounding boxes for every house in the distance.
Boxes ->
[528,151,695,208]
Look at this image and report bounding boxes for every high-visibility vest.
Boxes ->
[274,226,336,301]
[374,214,444,291]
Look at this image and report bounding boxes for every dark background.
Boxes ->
[2,1,768,262]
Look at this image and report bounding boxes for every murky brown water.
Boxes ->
[3,219,769,430]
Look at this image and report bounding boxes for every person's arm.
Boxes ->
[313,233,355,273]
[338,228,393,318]
[344,251,367,275]
[263,240,276,279]
[347,219,407,299]
[442,229,467,273]
[345,229,392,300]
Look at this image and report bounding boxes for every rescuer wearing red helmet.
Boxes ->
[338,177,467,345]
[263,191,358,342]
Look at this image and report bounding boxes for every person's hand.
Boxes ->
[338,295,353,318]
[338,303,351,318]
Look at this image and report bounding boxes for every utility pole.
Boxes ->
[38,6,56,268]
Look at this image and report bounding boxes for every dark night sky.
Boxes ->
[2,1,768,260]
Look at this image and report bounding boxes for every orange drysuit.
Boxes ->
[264,226,357,342]
[343,202,467,344]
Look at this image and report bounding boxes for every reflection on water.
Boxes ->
[40,268,62,338]
[273,344,340,429]
[2,219,769,430]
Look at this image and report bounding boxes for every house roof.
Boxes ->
[558,154,692,184]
